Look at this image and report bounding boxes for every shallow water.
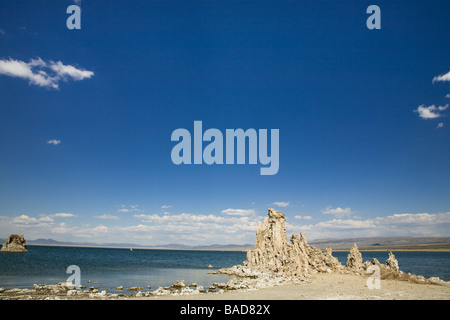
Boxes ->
[0,246,246,293]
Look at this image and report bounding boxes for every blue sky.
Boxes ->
[0,0,449,245]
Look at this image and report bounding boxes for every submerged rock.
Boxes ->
[171,280,186,289]
[1,234,28,252]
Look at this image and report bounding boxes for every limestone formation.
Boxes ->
[385,251,399,272]
[239,208,342,277]
[218,208,418,289]
[345,243,363,271]
[1,234,28,252]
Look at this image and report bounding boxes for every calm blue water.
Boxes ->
[1,246,449,294]
[0,246,246,293]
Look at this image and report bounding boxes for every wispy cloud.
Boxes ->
[161,205,172,209]
[0,29,5,35]
[288,212,450,239]
[0,57,94,89]
[433,70,450,83]
[437,122,444,128]
[117,205,141,213]
[2,210,449,246]
[47,139,61,145]
[131,212,260,244]
[221,208,256,216]
[52,213,75,218]
[96,214,119,220]
[9,212,75,225]
[11,214,40,225]
[414,104,448,119]
[37,213,76,222]
[294,215,312,220]
[272,201,290,207]
[321,206,353,218]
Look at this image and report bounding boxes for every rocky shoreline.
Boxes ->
[0,265,448,300]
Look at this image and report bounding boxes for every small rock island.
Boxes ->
[1,234,28,252]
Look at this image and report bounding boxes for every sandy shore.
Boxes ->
[142,273,450,300]
[1,273,449,300]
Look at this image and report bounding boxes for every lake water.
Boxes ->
[0,246,246,293]
[0,246,449,294]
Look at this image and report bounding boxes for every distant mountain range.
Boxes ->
[309,236,450,250]
[2,236,449,251]
[0,238,253,251]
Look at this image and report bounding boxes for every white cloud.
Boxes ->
[315,218,375,230]
[134,213,226,224]
[0,57,94,89]
[37,213,76,222]
[96,214,119,220]
[294,215,312,220]
[161,205,172,209]
[117,205,141,213]
[47,139,61,145]
[12,214,39,225]
[49,61,93,81]
[272,201,290,207]
[39,216,54,222]
[8,213,74,226]
[0,29,5,35]
[438,104,449,111]
[437,122,444,128]
[414,105,444,119]
[321,206,353,218]
[51,223,108,238]
[433,71,450,83]
[0,214,113,243]
[287,212,450,240]
[221,208,256,216]
[130,212,260,244]
[52,213,75,218]
[445,94,450,98]
[2,210,449,246]
[51,222,73,234]
[92,225,108,233]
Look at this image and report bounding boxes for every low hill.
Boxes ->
[309,236,450,251]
